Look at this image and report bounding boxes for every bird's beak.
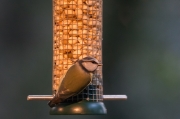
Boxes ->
[98,63,103,66]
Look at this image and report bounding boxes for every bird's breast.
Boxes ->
[59,63,92,94]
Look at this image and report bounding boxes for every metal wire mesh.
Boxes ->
[53,0,103,102]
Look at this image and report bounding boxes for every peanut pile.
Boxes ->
[53,0,102,93]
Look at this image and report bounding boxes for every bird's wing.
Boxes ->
[48,64,92,107]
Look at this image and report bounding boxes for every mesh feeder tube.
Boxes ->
[27,0,127,114]
[51,0,106,114]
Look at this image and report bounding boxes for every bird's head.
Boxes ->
[79,57,102,72]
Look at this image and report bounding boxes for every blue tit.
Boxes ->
[48,56,102,108]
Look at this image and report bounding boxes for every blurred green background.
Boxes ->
[1,0,180,118]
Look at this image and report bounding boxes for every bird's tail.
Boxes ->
[47,94,63,108]
[48,101,56,108]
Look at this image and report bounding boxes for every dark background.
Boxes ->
[1,0,180,119]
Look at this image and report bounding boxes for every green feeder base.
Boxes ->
[49,100,107,115]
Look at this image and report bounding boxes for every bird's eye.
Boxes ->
[91,61,97,64]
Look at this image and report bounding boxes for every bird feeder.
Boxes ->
[27,0,127,115]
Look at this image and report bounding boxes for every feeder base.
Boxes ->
[49,100,107,115]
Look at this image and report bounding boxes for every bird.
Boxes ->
[48,56,102,108]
